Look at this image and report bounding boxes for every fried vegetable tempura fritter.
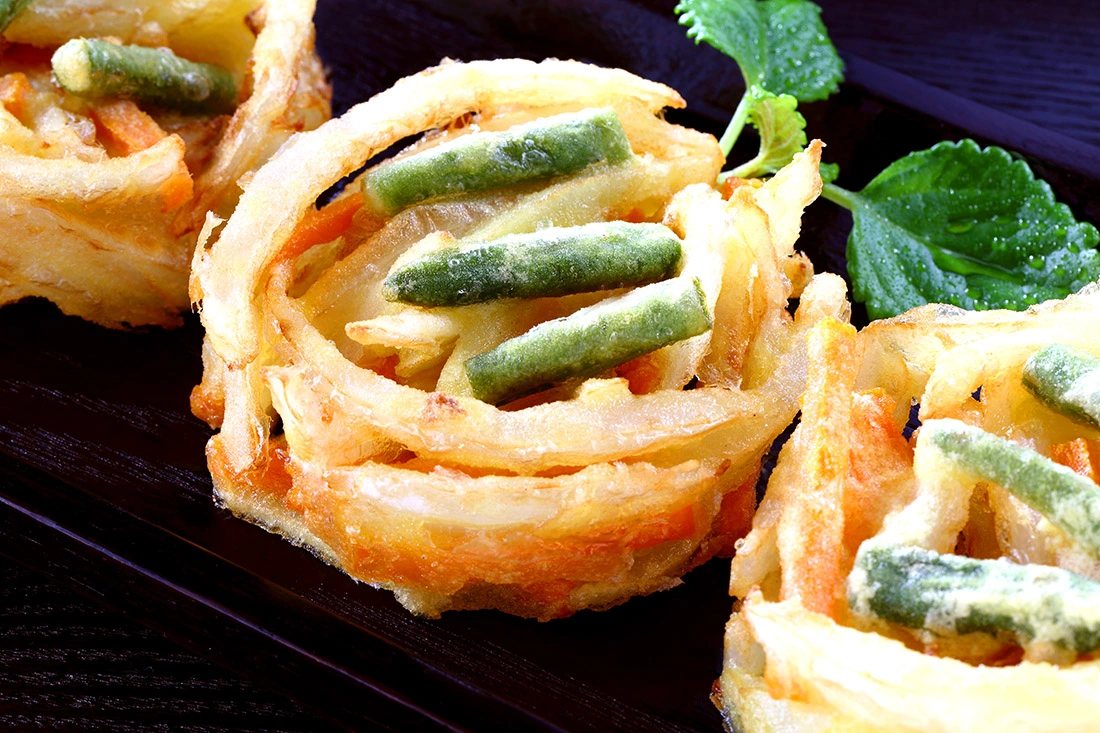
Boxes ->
[190,57,846,619]
[0,0,330,327]
[718,286,1100,732]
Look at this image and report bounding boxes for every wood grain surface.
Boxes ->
[0,559,340,732]
[820,0,1100,148]
[2,0,1098,730]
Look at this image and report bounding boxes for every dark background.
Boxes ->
[2,0,1098,729]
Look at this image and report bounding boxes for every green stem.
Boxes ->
[724,157,760,182]
[821,182,858,210]
[718,89,753,158]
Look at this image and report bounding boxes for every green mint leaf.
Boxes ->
[758,0,843,101]
[725,87,807,179]
[819,162,839,184]
[676,0,844,101]
[843,139,1100,320]
[678,0,767,90]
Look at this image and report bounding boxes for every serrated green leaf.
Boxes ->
[677,0,767,89]
[819,162,839,184]
[758,0,843,101]
[676,0,843,101]
[842,139,1100,319]
[726,87,807,179]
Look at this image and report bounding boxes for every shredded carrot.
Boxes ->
[1051,439,1100,484]
[208,435,293,501]
[615,351,664,394]
[189,382,224,428]
[280,194,370,262]
[778,318,858,620]
[709,471,761,556]
[719,176,763,200]
[843,389,915,559]
[0,72,33,121]
[159,158,194,212]
[626,504,697,551]
[89,99,168,157]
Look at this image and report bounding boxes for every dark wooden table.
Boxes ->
[3,0,1098,729]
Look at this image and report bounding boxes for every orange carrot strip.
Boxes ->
[615,351,663,394]
[719,175,762,200]
[1051,439,1100,484]
[0,72,33,120]
[843,389,916,560]
[709,469,761,557]
[90,99,167,156]
[626,504,697,551]
[280,194,370,262]
[158,152,194,213]
[777,318,858,619]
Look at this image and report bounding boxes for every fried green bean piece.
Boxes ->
[363,107,633,216]
[850,544,1100,652]
[383,222,682,306]
[465,276,711,405]
[1023,343,1100,429]
[925,419,1100,557]
[52,39,237,114]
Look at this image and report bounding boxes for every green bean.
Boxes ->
[850,544,1100,652]
[465,277,711,405]
[383,221,682,306]
[52,39,237,114]
[1023,343,1100,429]
[363,107,633,216]
[925,419,1100,557]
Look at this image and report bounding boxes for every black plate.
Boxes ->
[2,1,1099,730]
